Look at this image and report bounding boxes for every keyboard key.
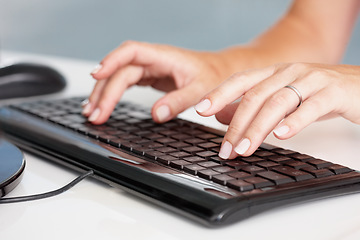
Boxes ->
[291,153,314,161]
[144,150,165,160]
[212,174,235,185]
[272,149,297,155]
[241,165,265,174]
[198,133,218,139]
[168,142,191,149]
[284,160,311,170]
[185,138,205,145]
[156,147,177,153]
[170,160,191,170]
[198,169,219,180]
[212,166,235,174]
[183,164,206,175]
[302,168,334,178]
[241,156,263,164]
[156,137,176,144]
[157,155,179,165]
[182,146,204,153]
[183,156,205,163]
[254,150,276,158]
[228,171,251,179]
[244,177,275,188]
[198,161,221,168]
[268,155,292,163]
[227,179,254,192]
[307,159,332,169]
[170,151,191,158]
[196,151,217,159]
[198,142,219,149]
[256,161,280,169]
[273,166,314,181]
[225,160,249,169]
[257,171,295,185]
[328,164,352,174]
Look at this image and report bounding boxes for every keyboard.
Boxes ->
[1,97,360,227]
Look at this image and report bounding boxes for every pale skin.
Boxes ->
[84,0,360,159]
[196,63,360,159]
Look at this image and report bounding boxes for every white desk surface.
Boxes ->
[1,52,360,240]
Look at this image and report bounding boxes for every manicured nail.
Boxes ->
[156,105,171,122]
[195,99,211,113]
[82,102,92,115]
[218,141,232,159]
[81,99,89,107]
[91,64,103,75]
[234,138,251,155]
[88,108,100,122]
[273,125,290,137]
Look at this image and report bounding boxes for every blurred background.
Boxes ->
[1,0,359,64]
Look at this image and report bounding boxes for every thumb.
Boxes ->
[151,82,204,123]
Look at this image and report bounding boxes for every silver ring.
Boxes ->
[284,85,303,107]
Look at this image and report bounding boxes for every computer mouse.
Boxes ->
[0,62,66,99]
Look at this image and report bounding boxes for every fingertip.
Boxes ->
[234,138,251,156]
[90,64,103,76]
[153,104,172,123]
[82,102,92,116]
[195,99,212,114]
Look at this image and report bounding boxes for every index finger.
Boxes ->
[91,41,171,80]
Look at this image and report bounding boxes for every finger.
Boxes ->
[273,88,336,140]
[152,80,207,123]
[217,73,293,159]
[231,85,307,157]
[195,65,276,116]
[91,41,170,80]
[88,65,144,124]
[217,64,319,159]
[233,81,330,156]
[82,79,108,116]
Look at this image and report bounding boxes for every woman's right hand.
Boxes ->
[83,41,230,124]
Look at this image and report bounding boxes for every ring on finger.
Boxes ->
[284,85,303,107]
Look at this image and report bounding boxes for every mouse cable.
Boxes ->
[0,170,94,204]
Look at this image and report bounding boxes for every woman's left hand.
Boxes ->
[195,62,360,159]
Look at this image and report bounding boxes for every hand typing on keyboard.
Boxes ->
[83,41,229,124]
[83,1,359,161]
[195,63,360,159]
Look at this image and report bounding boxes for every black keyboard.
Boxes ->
[1,97,360,227]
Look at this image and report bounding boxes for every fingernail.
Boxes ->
[81,99,89,107]
[156,105,171,122]
[88,108,100,122]
[82,102,92,115]
[273,125,290,137]
[218,141,232,159]
[91,64,103,75]
[234,138,251,155]
[195,99,211,113]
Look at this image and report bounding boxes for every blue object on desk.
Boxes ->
[0,138,26,197]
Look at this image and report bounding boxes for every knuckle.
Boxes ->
[287,62,308,72]
[247,122,264,137]
[227,124,244,140]
[241,89,261,106]
[229,71,249,83]
[121,40,138,48]
[266,93,288,109]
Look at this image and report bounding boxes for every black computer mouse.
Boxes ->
[0,62,66,99]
